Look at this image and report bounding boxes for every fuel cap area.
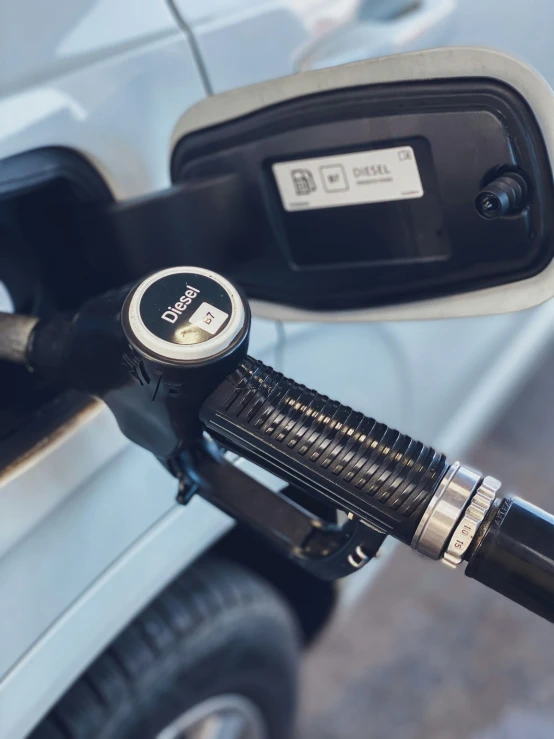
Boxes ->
[124,266,246,362]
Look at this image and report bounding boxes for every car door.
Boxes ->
[168,0,457,91]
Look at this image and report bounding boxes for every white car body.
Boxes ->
[2,1,554,737]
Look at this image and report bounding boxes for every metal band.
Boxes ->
[411,463,481,560]
[443,476,500,569]
[347,546,371,570]
[0,313,38,365]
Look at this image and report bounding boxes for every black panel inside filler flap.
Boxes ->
[267,137,448,269]
[172,80,554,311]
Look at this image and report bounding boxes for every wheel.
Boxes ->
[29,556,300,739]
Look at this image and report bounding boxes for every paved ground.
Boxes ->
[299,344,554,739]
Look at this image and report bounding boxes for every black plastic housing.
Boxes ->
[0,147,116,312]
[466,497,554,622]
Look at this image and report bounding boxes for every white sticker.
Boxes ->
[272,145,424,212]
[189,302,229,335]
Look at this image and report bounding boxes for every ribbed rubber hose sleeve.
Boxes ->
[200,357,449,544]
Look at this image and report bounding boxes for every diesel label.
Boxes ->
[353,164,391,178]
[162,286,200,324]
[273,145,423,211]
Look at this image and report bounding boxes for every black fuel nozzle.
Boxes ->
[0,267,454,543]
[7,265,554,619]
[4,266,451,542]
[9,267,250,460]
[117,267,251,457]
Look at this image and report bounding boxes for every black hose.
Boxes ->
[466,497,554,622]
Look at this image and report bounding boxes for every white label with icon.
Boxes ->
[189,302,229,335]
[272,145,423,212]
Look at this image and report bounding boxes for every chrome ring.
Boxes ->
[411,462,481,560]
[443,476,500,569]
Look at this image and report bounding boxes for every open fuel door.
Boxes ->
[163,47,554,321]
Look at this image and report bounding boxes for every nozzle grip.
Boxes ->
[200,357,448,544]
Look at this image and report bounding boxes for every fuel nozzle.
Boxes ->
[123,267,249,374]
[3,266,554,621]
[118,266,251,456]
[2,267,251,460]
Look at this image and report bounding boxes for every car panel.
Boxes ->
[0,402,121,562]
[297,0,457,71]
[185,8,309,92]
[0,0,181,95]
[0,490,230,739]
[0,440,181,680]
[0,33,207,198]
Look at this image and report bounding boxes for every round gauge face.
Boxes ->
[139,272,232,346]
[125,267,246,363]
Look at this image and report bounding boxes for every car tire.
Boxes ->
[29,556,300,739]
